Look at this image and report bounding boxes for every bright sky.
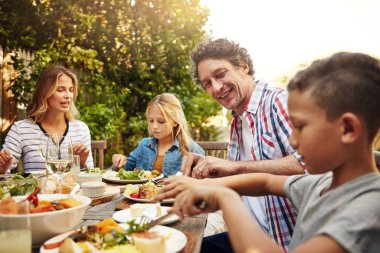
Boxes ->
[201,0,380,83]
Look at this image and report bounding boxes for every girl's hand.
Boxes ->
[72,143,89,168]
[112,154,127,170]
[172,185,226,219]
[0,149,13,174]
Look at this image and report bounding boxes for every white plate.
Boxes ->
[102,171,164,184]
[39,224,186,253]
[112,206,179,225]
[124,193,175,204]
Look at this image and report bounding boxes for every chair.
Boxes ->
[197,141,229,159]
[91,140,107,169]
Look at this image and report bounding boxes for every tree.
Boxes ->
[0,0,221,164]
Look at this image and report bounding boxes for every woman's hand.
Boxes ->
[0,149,13,174]
[72,143,89,168]
[112,154,127,170]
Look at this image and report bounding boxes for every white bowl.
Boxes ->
[81,181,106,197]
[0,194,91,246]
[77,172,102,184]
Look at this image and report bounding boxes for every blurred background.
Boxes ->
[1,0,379,165]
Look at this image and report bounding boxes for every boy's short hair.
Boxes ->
[191,38,255,88]
[288,52,380,140]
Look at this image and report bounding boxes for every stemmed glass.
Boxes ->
[45,135,74,193]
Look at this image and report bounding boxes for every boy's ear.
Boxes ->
[339,112,362,143]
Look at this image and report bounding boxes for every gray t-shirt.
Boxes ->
[285,172,380,253]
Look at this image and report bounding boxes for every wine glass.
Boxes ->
[46,135,74,193]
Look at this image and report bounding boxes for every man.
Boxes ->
[181,38,304,252]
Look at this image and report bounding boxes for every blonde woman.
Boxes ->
[112,93,204,177]
[0,65,93,174]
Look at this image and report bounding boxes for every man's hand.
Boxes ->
[112,154,127,170]
[180,153,203,176]
[72,143,89,168]
[191,156,237,179]
[0,149,13,174]
[154,176,204,201]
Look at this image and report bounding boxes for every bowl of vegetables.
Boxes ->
[0,192,91,246]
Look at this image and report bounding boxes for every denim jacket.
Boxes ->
[125,137,205,177]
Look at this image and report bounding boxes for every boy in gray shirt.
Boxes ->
[163,52,380,253]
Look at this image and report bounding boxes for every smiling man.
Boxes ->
[185,38,305,252]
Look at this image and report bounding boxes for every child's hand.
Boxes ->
[0,149,13,174]
[112,154,127,170]
[72,143,89,168]
[171,185,226,219]
[154,175,203,201]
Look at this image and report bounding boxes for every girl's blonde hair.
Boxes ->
[146,93,193,155]
[27,65,79,121]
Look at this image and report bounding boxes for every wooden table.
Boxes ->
[82,194,207,253]
[34,194,207,252]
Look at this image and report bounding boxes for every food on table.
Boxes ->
[130,203,161,217]
[123,182,160,200]
[42,173,77,194]
[58,218,145,253]
[116,168,160,180]
[139,182,159,199]
[124,184,139,196]
[87,167,104,174]
[0,189,82,214]
[0,173,38,199]
[132,231,165,253]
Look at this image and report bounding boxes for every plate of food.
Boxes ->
[102,169,163,184]
[123,182,175,204]
[113,204,179,225]
[40,218,187,253]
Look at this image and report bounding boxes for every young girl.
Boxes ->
[0,65,94,174]
[112,93,204,177]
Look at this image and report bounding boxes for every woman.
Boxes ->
[0,65,94,174]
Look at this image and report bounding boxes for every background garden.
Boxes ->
[0,0,223,164]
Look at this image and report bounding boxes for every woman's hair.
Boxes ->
[191,38,255,89]
[27,65,79,121]
[146,93,193,155]
[288,52,380,141]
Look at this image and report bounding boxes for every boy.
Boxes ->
[167,52,380,253]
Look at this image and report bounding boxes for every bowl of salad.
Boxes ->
[0,193,91,246]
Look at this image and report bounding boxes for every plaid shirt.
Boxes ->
[228,80,299,252]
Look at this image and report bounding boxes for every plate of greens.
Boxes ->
[102,168,162,184]
[0,173,39,199]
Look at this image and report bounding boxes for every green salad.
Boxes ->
[0,173,38,199]
[116,168,160,180]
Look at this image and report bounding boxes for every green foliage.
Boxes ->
[1,0,221,165]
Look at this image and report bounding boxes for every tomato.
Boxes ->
[130,193,140,199]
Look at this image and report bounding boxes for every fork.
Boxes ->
[138,203,169,228]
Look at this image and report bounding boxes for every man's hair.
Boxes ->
[288,52,380,140]
[191,38,255,89]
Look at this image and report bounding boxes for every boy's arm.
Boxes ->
[209,173,288,197]
[155,173,288,201]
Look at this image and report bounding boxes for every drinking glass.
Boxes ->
[0,201,32,253]
[46,136,74,193]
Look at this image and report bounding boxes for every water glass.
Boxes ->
[0,201,32,253]
[70,155,81,181]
